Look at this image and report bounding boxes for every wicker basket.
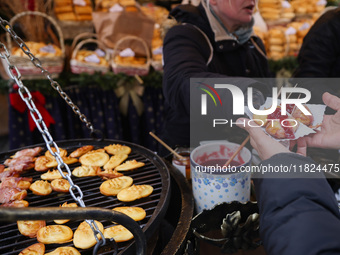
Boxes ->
[70,32,98,51]
[70,38,110,74]
[3,11,65,80]
[111,36,151,76]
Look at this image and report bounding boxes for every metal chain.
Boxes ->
[0,16,94,133]
[0,21,105,248]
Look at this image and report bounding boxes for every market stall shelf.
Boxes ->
[8,86,165,153]
[2,11,65,80]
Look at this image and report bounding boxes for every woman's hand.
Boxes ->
[236,118,291,161]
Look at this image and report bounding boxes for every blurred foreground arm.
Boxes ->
[236,102,340,255]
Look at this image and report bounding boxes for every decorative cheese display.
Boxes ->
[74,49,108,66]
[12,42,62,58]
[54,0,93,21]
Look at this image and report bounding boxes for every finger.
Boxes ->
[236,118,262,135]
[289,140,297,151]
[236,118,261,130]
[236,118,270,142]
[296,138,307,156]
[236,118,250,129]
[322,92,340,111]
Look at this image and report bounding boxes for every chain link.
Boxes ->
[0,17,105,247]
[0,16,94,134]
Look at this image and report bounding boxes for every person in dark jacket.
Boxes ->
[159,0,271,155]
[293,7,340,104]
[236,92,340,255]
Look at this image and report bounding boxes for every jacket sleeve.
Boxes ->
[162,24,269,119]
[253,153,340,255]
[292,10,340,104]
[294,16,340,78]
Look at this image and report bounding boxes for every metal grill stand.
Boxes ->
[0,15,154,254]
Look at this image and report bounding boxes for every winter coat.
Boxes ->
[292,8,340,104]
[160,4,271,153]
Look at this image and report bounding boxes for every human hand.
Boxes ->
[236,118,291,161]
[298,92,340,150]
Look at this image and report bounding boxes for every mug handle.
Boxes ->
[192,228,229,248]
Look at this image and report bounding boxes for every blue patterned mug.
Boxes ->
[190,141,252,213]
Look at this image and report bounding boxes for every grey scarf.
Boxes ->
[210,7,254,44]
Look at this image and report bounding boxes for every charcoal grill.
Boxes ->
[0,138,171,255]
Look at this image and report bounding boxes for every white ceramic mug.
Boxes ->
[190,141,252,213]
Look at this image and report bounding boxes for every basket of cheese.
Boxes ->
[4,11,65,80]
[70,37,110,74]
[53,0,94,39]
[265,19,313,60]
[140,4,169,71]
[111,35,151,76]
[150,25,163,71]
[94,0,141,11]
